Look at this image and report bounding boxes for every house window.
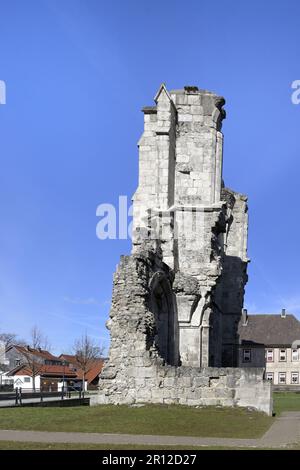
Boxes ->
[292,349,299,362]
[279,372,286,384]
[279,349,287,362]
[266,349,274,362]
[291,372,299,384]
[243,349,251,363]
[266,372,274,382]
[15,359,21,366]
[24,377,31,383]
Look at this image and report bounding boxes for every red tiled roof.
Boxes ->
[85,359,105,383]
[11,360,104,382]
[59,354,81,367]
[13,345,60,361]
[59,356,105,383]
[12,364,78,378]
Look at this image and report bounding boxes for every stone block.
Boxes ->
[193,115,204,123]
[178,376,192,388]
[191,105,203,115]
[178,114,193,122]
[163,377,176,388]
[187,95,201,105]
[193,376,209,387]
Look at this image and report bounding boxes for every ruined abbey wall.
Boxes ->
[93,249,272,414]
[92,85,272,415]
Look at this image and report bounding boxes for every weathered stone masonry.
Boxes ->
[93,85,272,415]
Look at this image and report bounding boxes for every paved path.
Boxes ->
[0,412,299,448]
[0,397,68,408]
[259,412,300,447]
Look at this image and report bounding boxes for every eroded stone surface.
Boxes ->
[93,85,272,415]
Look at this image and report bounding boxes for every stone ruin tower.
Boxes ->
[94,85,272,414]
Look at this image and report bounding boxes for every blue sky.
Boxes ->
[0,0,299,354]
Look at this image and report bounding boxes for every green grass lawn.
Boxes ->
[0,441,200,450]
[273,392,300,415]
[1,392,300,451]
[0,441,244,450]
[0,404,272,439]
[0,441,297,450]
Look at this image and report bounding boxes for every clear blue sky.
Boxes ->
[0,0,299,354]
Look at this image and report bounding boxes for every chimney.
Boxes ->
[242,308,248,326]
[281,308,286,318]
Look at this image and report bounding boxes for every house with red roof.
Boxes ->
[59,354,105,390]
[3,345,105,392]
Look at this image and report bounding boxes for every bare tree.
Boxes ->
[0,333,17,348]
[0,332,26,349]
[73,334,104,396]
[0,340,6,368]
[21,326,51,392]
